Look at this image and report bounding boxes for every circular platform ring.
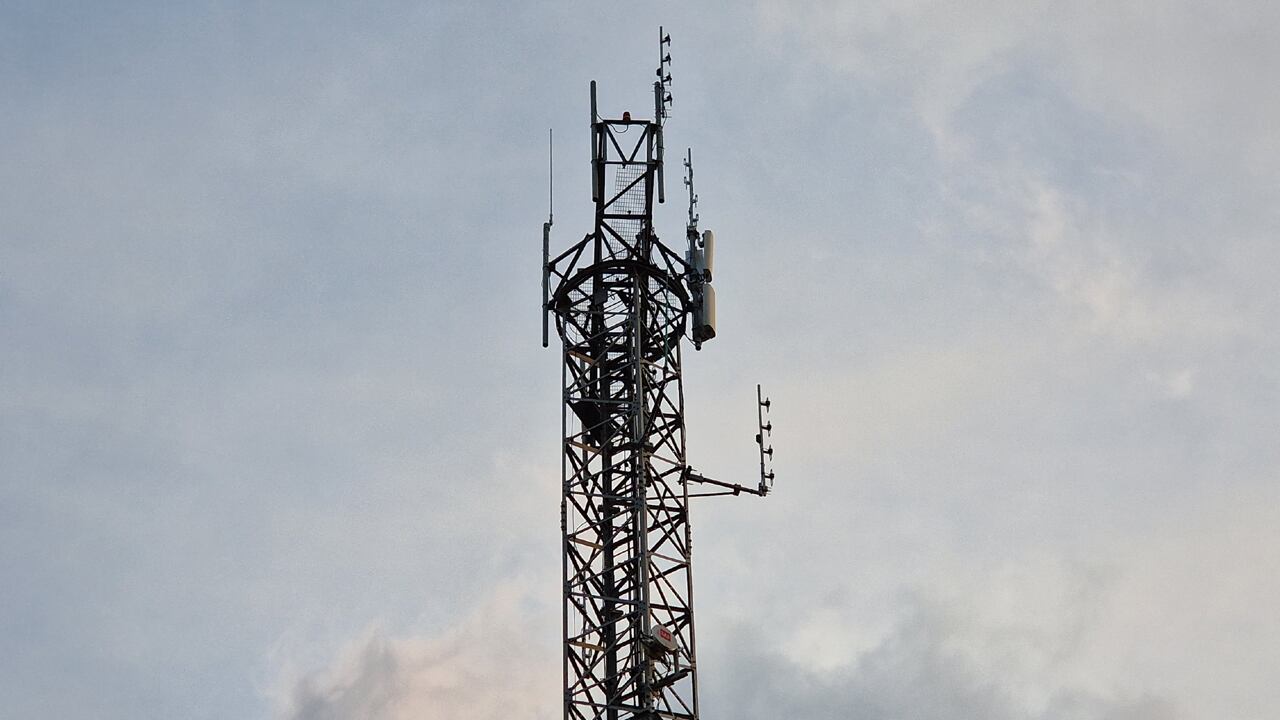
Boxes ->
[551,258,691,353]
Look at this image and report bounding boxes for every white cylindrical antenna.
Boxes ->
[692,284,716,343]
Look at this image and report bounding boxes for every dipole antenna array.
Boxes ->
[656,26,673,125]
[541,30,779,720]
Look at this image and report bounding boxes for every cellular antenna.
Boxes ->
[654,27,672,204]
[684,149,715,350]
[541,30,780,720]
[756,384,776,495]
[656,26,673,125]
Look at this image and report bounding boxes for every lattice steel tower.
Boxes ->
[541,30,776,720]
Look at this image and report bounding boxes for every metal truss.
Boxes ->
[547,85,700,720]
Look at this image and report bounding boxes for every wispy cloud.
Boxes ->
[711,587,1180,720]
[273,584,558,720]
[5,3,1279,718]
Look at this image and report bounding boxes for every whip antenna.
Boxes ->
[541,128,553,347]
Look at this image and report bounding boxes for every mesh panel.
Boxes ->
[613,163,647,214]
[608,163,646,254]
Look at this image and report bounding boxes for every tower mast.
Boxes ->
[543,31,774,719]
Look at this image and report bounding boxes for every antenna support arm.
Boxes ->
[683,468,768,498]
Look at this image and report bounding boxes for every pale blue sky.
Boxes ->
[3,2,1278,719]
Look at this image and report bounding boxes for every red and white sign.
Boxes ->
[651,625,677,652]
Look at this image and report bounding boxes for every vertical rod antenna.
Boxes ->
[590,81,600,204]
[684,148,698,240]
[549,127,554,224]
[542,128,553,348]
[654,27,670,204]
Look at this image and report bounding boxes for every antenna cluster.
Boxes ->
[656,26,673,124]
[684,149,716,350]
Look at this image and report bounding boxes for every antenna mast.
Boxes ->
[542,31,777,720]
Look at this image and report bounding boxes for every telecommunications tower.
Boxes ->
[541,30,777,720]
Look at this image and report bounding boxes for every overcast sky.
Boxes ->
[3,2,1278,719]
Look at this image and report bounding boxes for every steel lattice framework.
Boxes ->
[548,100,699,720]
[543,42,775,720]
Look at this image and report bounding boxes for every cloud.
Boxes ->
[709,583,1181,720]
[6,3,1278,719]
[754,0,1280,166]
[274,585,558,720]
[751,0,1279,344]
[1008,182,1238,344]
[274,560,1194,720]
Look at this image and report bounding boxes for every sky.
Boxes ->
[2,2,1278,719]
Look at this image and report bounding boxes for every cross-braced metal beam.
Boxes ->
[549,95,700,719]
[545,54,777,716]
